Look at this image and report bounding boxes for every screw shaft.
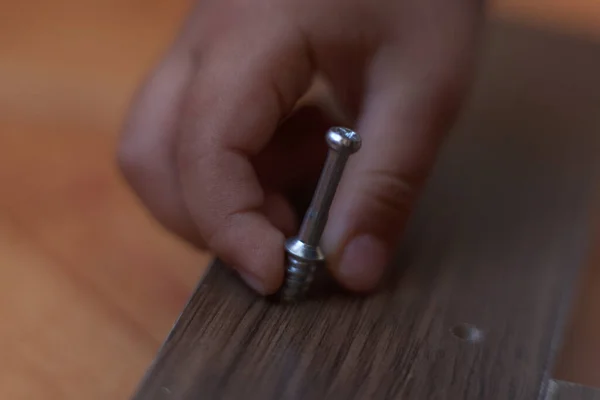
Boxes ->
[280,127,361,302]
[297,150,349,245]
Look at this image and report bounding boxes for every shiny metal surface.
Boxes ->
[279,127,362,302]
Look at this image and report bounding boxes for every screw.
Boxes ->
[280,127,362,302]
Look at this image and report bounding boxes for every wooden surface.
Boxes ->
[547,381,600,400]
[2,1,600,399]
[133,20,600,400]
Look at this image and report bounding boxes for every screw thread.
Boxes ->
[280,256,316,302]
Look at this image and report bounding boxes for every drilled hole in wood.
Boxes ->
[451,323,484,343]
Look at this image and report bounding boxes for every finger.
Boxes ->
[118,44,205,247]
[323,53,467,292]
[176,27,313,294]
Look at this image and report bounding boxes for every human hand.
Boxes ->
[118,0,484,295]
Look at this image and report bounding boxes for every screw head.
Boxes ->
[326,127,361,154]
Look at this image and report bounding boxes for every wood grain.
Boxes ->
[133,20,600,400]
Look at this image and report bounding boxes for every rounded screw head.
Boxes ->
[326,127,362,154]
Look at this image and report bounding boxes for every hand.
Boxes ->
[118,0,484,294]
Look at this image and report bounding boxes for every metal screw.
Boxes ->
[280,127,362,302]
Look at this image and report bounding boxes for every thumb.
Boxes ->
[322,61,464,292]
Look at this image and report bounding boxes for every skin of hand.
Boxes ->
[118,0,485,295]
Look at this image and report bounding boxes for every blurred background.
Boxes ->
[1,0,600,399]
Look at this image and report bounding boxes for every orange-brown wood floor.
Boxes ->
[1,1,599,398]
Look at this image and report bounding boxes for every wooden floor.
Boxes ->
[0,0,599,399]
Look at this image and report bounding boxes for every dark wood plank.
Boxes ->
[132,19,600,400]
[547,380,600,400]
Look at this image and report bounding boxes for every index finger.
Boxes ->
[176,25,313,294]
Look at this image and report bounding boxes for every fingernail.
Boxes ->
[338,235,388,291]
[238,270,265,294]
